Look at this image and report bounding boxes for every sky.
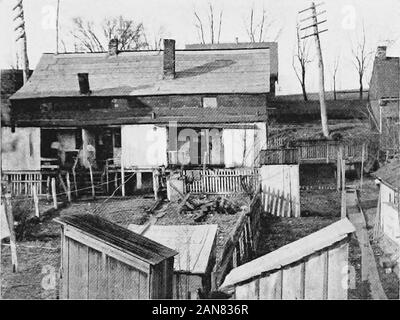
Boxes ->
[1,0,400,95]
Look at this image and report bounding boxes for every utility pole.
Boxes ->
[13,0,30,84]
[298,2,329,138]
[56,0,60,54]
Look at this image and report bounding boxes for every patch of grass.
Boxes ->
[256,215,337,256]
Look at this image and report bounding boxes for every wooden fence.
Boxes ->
[184,168,259,194]
[260,142,367,165]
[2,171,45,196]
[261,187,300,218]
[213,192,263,289]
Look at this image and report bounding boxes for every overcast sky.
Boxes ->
[1,0,400,94]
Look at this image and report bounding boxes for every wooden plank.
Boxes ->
[88,247,105,299]
[304,252,325,299]
[259,270,283,299]
[33,187,40,218]
[68,239,88,299]
[61,231,69,299]
[281,263,303,299]
[51,177,57,209]
[4,194,18,272]
[327,242,348,300]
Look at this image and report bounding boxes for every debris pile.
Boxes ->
[177,194,241,222]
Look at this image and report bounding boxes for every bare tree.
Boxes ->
[292,23,312,101]
[70,16,148,52]
[194,3,223,44]
[245,6,282,42]
[351,26,373,100]
[332,54,340,100]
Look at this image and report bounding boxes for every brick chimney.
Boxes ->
[78,73,90,95]
[108,38,119,56]
[163,39,175,79]
[376,46,387,60]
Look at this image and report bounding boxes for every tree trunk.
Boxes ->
[301,83,308,101]
[359,78,363,100]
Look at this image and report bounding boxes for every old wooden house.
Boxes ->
[5,39,277,196]
[368,45,400,156]
[372,160,400,253]
[55,214,177,299]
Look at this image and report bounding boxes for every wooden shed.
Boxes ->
[219,218,355,300]
[129,224,218,299]
[56,214,177,299]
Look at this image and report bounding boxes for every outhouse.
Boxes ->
[56,214,177,299]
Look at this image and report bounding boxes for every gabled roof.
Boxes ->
[373,160,400,191]
[220,218,355,290]
[55,214,177,265]
[128,224,218,274]
[11,47,271,100]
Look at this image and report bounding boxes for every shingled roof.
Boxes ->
[55,214,177,265]
[373,160,400,191]
[11,48,271,100]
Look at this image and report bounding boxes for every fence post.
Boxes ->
[51,177,58,209]
[66,172,71,202]
[89,164,95,199]
[46,176,51,201]
[360,143,365,191]
[33,186,40,218]
[121,160,125,197]
[4,193,18,272]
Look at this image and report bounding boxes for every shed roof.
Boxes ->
[11,48,271,100]
[55,214,177,265]
[128,224,218,274]
[220,218,355,290]
[373,160,400,191]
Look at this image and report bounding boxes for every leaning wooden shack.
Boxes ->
[219,218,355,300]
[56,214,177,299]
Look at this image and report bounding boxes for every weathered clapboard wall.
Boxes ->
[220,219,355,300]
[213,193,263,289]
[56,214,177,299]
[184,168,259,194]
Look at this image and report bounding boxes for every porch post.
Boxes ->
[121,159,125,197]
[136,171,142,190]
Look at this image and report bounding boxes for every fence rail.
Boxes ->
[260,142,367,165]
[183,168,259,194]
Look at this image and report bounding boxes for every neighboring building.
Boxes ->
[368,46,400,154]
[6,39,275,193]
[372,160,400,252]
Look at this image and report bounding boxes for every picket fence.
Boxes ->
[184,168,259,194]
[261,187,300,218]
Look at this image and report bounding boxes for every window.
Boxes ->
[113,129,121,148]
[202,97,217,108]
[75,129,82,149]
